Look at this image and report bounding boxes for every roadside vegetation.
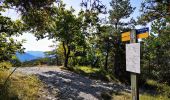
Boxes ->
[0,62,43,99]
[101,80,170,100]
[63,66,119,82]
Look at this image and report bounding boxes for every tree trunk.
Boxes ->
[64,55,68,68]
[62,41,70,68]
[104,42,110,71]
[113,19,120,77]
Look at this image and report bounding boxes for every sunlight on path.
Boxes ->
[16,66,130,100]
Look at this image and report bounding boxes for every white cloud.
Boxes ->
[14,33,54,51]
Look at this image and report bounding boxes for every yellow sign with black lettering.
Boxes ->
[121,31,130,41]
[137,32,149,39]
[121,28,149,42]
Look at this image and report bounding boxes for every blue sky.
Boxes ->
[2,0,143,51]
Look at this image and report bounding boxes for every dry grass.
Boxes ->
[101,80,170,100]
[0,70,44,100]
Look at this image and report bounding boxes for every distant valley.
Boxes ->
[16,51,45,62]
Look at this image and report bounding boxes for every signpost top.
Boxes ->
[136,27,149,34]
[121,27,149,42]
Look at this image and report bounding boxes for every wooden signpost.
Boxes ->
[122,28,149,100]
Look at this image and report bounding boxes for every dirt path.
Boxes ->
[15,66,130,100]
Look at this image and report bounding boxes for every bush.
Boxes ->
[0,62,12,71]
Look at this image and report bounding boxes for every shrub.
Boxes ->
[0,62,12,71]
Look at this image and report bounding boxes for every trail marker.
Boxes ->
[121,31,130,41]
[121,27,149,42]
[136,27,149,39]
[126,43,140,74]
[121,28,149,100]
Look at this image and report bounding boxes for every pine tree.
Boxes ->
[109,0,135,80]
[139,0,170,83]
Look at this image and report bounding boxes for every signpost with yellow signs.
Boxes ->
[122,28,149,100]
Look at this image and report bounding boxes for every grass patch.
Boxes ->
[101,80,170,100]
[142,80,170,98]
[101,91,131,100]
[102,91,170,100]
[63,66,119,82]
[0,70,44,100]
[78,66,100,74]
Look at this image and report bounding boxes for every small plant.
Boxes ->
[0,62,12,71]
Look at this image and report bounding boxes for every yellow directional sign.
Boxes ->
[121,31,130,38]
[122,36,130,41]
[121,31,130,41]
[136,28,149,39]
[137,32,149,39]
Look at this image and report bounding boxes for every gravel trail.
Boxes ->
[15,66,130,100]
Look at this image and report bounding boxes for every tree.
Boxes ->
[46,4,85,68]
[138,0,170,83]
[3,0,58,36]
[0,6,25,68]
[138,0,170,25]
[94,25,114,71]
[0,15,24,63]
[81,0,107,14]
[109,0,135,80]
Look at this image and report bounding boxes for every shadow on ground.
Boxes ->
[37,70,129,100]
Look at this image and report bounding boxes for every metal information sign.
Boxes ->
[126,43,140,74]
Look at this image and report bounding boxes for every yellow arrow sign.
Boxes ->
[122,36,130,41]
[121,31,130,38]
[137,32,149,39]
[121,31,130,41]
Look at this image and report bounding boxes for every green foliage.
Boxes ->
[22,57,56,67]
[0,9,25,63]
[138,0,170,25]
[0,33,24,62]
[77,66,100,74]
[0,15,25,35]
[101,80,170,100]
[3,0,58,36]
[81,0,106,14]
[66,65,118,82]
[140,15,170,83]
[109,0,135,25]
[45,3,86,68]
[10,57,22,67]
[0,71,43,99]
[0,62,12,71]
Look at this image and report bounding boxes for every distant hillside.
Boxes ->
[16,51,45,62]
[27,51,45,58]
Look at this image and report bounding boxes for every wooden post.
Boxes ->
[130,29,139,100]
